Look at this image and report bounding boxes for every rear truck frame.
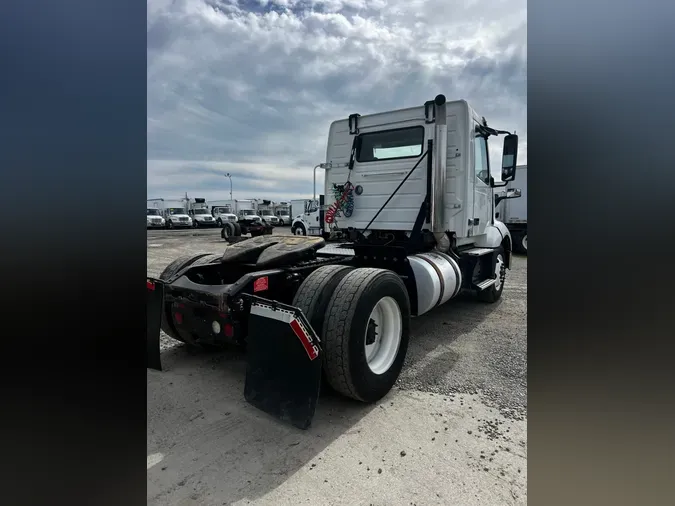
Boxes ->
[147,94,522,430]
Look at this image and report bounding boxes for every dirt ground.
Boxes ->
[147,227,527,505]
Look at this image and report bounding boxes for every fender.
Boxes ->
[472,221,512,267]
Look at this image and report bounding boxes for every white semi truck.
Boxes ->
[187,198,218,228]
[209,200,238,227]
[147,94,522,429]
[146,199,166,229]
[496,164,527,253]
[273,202,291,226]
[225,199,261,222]
[256,200,280,226]
[291,197,324,236]
[161,199,192,229]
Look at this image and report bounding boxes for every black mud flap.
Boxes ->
[146,278,164,371]
[244,297,322,430]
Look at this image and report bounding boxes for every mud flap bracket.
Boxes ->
[244,296,322,430]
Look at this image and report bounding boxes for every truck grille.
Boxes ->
[179,217,188,222]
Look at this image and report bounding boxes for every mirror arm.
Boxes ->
[490,176,508,188]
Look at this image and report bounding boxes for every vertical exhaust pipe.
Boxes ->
[430,94,450,252]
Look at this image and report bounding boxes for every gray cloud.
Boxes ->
[148,0,527,200]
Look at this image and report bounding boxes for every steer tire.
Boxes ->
[477,247,506,303]
[321,268,410,403]
[158,254,212,345]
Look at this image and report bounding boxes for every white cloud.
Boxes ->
[147,0,527,201]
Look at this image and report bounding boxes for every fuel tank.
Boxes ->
[408,251,462,316]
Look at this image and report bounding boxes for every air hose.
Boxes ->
[325,182,354,224]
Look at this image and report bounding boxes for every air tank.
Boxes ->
[408,251,462,316]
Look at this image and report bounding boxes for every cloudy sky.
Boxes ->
[147,0,527,202]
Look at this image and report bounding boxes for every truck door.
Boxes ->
[472,126,491,237]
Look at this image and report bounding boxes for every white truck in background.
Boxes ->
[146,199,166,229]
[256,200,280,226]
[496,164,527,253]
[209,200,238,227]
[162,199,193,229]
[291,196,324,236]
[187,198,218,228]
[229,199,262,222]
[273,202,291,226]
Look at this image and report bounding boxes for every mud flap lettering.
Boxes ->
[146,278,164,371]
[244,298,322,430]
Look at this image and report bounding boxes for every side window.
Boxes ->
[474,132,490,186]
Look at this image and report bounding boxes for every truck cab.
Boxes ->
[212,206,238,226]
[258,209,279,226]
[322,97,521,253]
[274,203,291,226]
[164,207,192,229]
[291,197,324,236]
[238,209,262,222]
[146,208,166,228]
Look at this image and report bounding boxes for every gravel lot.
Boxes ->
[147,227,528,506]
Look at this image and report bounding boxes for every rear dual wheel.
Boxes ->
[221,222,242,239]
[293,266,410,403]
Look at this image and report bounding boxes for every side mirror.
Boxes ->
[501,134,518,182]
[495,187,522,206]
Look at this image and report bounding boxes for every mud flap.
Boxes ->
[146,278,164,371]
[244,297,322,430]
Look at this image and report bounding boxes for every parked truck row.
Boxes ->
[147,198,294,230]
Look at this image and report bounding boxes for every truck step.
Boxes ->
[461,248,494,257]
[475,278,496,291]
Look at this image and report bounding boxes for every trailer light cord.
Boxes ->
[326,135,359,227]
[325,182,354,224]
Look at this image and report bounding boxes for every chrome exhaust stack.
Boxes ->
[430,94,450,253]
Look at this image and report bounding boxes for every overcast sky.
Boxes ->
[147,0,527,202]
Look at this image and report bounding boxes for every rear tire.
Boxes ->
[221,222,236,239]
[233,222,242,236]
[321,268,410,403]
[292,265,355,341]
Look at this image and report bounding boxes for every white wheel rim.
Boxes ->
[295,228,304,235]
[494,254,505,290]
[364,296,402,375]
[522,235,527,250]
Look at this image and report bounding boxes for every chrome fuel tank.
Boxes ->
[408,251,462,316]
